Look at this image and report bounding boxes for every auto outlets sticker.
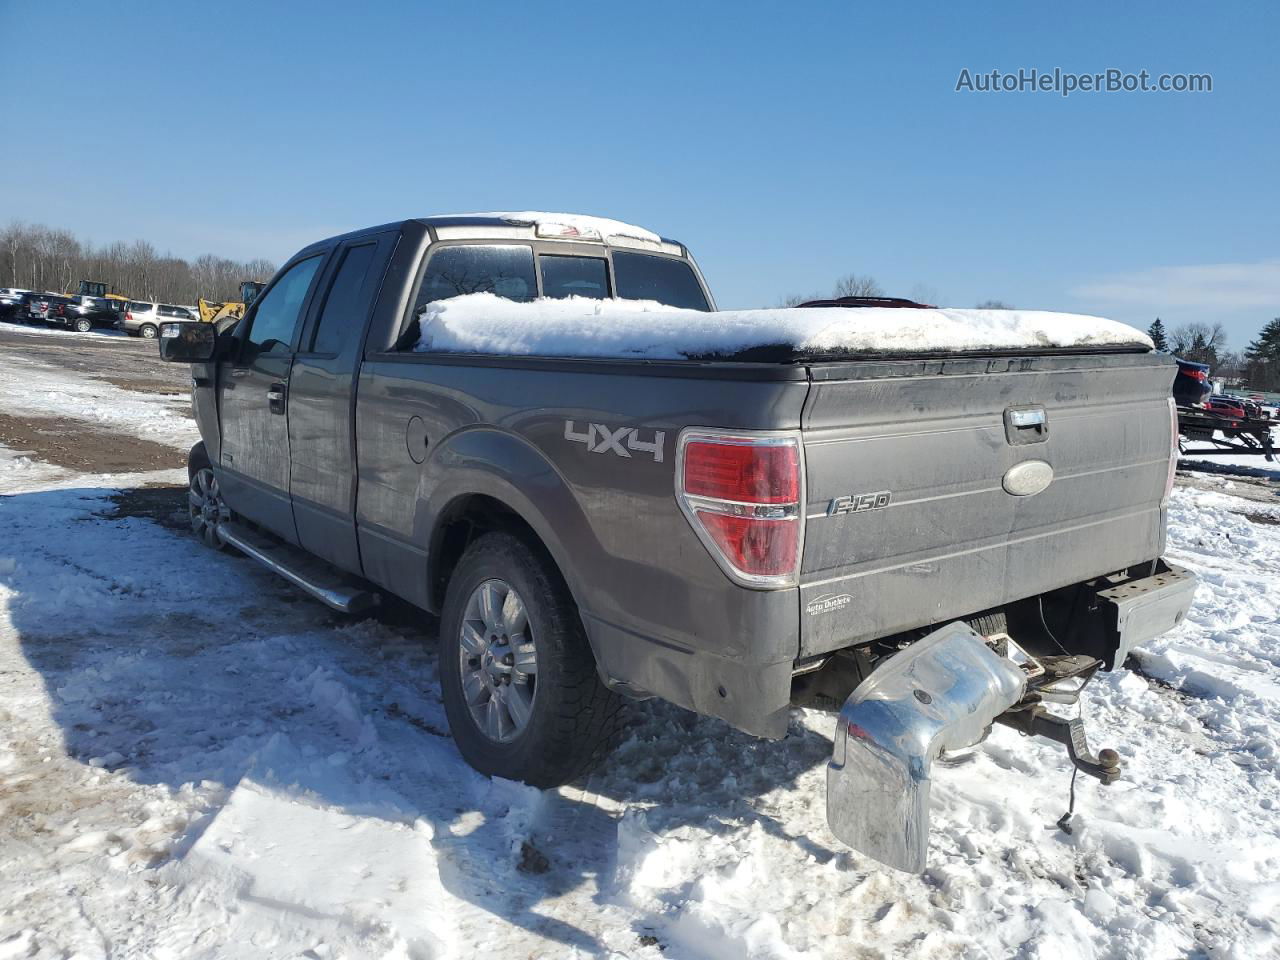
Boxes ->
[806,594,853,616]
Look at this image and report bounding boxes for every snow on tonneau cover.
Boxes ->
[413,292,1153,359]
[417,294,1171,660]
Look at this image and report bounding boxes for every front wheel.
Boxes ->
[188,447,229,549]
[74,318,92,333]
[438,532,623,787]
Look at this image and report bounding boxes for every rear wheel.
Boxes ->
[139,323,157,340]
[439,532,624,787]
[188,445,229,550]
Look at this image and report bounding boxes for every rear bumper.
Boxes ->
[826,622,1025,872]
[825,560,1195,872]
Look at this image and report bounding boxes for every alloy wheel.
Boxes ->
[458,578,538,743]
[189,466,229,548]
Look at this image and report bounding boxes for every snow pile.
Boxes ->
[445,210,663,244]
[414,293,1154,360]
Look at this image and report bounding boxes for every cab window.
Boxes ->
[413,244,537,312]
[540,255,609,300]
[612,252,709,310]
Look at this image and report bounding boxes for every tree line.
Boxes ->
[1,221,276,306]
[1147,316,1280,392]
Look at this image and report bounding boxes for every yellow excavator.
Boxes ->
[198,280,265,326]
[73,279,130,303]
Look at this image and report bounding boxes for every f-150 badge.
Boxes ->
[565,421,665,462]
[828,490,892,515]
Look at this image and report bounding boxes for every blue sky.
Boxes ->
[3,1,1277,347]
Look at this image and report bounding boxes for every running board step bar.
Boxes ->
[217,521,381,615]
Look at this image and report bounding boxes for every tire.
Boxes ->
[74,318,93,333]
[139,324,157,340]
[187,442,229,550]
[439,531,624,787]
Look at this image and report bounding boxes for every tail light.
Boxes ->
[676,430,805,587]
[126,311,133,323]
[1163,397,1178,507]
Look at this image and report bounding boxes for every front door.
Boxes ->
[216,254,325,543]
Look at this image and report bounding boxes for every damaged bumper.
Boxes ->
[1096,559,1197,669]
[826,622,1026,872]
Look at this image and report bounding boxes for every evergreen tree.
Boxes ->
[1245,317,1280,362]
[1147,317,1169,352]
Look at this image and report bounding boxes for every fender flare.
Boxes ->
[415,426,606,620]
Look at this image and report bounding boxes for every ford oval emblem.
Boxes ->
[1003,460,1053,496]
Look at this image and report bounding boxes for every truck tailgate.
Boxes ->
[798,352,1175,656]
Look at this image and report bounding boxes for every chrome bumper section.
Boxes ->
[826,621,1026,872]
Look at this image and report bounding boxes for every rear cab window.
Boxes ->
[612,252,709,311]
[403,239,710,351]
[540,255,609,300]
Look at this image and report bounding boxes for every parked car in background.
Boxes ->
[50,294,125,333]
[120,301,197,338]
[0,288,32,320]
[1206,396,1246,420]
[1235,397,1263,419]
[16,292,76,324]
[1172,359,1212,406]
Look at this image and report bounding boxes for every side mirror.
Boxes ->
[157,321,217,362]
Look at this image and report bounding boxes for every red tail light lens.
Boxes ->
[683,440,799,504]
[677,432,804,587]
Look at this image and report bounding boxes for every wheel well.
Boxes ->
[187,441,209,479]
[429,494,562,612]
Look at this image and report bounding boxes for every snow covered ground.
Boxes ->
[2,357,1280,958]
[0,348,195,451]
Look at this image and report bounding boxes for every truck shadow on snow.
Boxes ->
[2,484,839,953]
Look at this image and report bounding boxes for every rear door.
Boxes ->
[288,232,397,573]
[216,253,326,543]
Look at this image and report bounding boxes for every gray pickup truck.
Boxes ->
[157,212,1196,871]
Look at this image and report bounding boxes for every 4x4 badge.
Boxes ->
[565,421,665,462]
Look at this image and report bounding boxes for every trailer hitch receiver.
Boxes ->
[826,622,1026,872]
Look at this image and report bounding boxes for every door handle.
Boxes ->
[267,382,287,414]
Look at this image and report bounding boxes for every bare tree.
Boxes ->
[0,220,275,304]
[975,299,1014,310]
[1169,321,1228,367]
[777,273,884,307]
[832,273,883,298]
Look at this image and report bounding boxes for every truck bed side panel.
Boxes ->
[354,356,810,736]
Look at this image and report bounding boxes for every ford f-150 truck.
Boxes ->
[156,212,1196,871]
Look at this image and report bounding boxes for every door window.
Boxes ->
[310,243,377,354]
[241,255,323,358]
[540,255,609,299]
